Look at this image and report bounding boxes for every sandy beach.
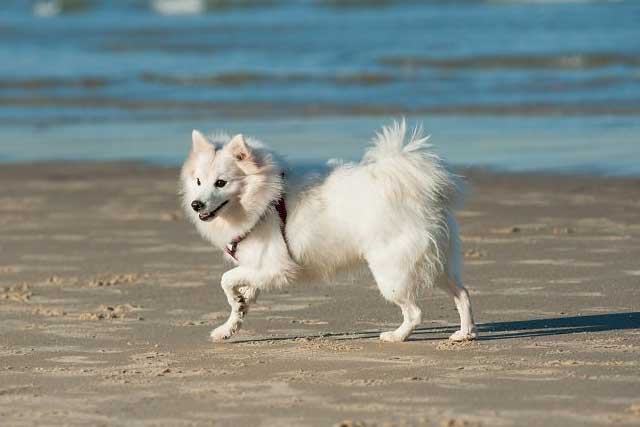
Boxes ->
[0,162,639,427]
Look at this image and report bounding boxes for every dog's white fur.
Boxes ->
[180,121,476,342]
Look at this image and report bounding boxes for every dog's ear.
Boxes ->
[192,130,214,154]
[228,134,253,162]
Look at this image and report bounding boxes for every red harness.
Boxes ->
[224,196,289,261]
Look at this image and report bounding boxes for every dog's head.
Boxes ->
[180,130,281,226]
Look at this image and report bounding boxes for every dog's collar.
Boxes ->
[224,196,288,261]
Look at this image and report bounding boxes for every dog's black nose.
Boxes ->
[191,200,205,212]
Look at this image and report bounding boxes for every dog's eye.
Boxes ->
[214,179,227,188]
[196,178,201,186]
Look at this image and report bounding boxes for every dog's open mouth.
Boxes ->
[198,200,229,221]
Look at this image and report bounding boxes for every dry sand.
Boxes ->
[0,162,639,427]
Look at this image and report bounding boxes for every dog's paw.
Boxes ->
[210,325,235,342]
[379,330,408,343]
[448,328,477,342]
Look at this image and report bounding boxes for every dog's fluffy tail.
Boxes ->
[363,119,430,162]
[362,119,460,208]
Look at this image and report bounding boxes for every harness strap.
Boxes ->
[224,196,289,261]
[274,196,288,247]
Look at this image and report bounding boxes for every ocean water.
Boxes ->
[1,0,639,175]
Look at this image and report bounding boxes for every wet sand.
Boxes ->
[0,162,639,426]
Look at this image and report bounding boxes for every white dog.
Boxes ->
[180,121,477,343]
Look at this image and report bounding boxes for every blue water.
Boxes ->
[1,0,639,175]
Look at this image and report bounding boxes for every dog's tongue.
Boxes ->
[199,212,211,221]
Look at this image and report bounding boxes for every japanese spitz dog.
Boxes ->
[180,121,476,343]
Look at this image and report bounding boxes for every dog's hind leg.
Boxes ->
[368,257,422,343]
[437,274,476,341]
[438,216,477,341]
[379,297,422,343]
[209,268,258,342]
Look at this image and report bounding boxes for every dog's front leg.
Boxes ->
[210,267,258,342]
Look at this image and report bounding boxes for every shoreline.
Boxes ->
[3,158,640,181]
[2,114,640,177]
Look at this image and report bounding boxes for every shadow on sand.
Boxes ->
[230,312,640,344]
